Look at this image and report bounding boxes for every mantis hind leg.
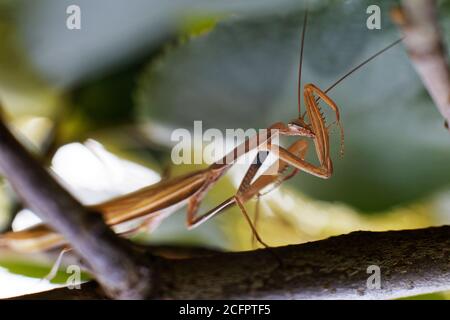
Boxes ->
[234,195,270,249]
[186,167,229,228]
[251,193,262,248]
[185,151,273,252]
[44,247,72,281]
[186,151,269,230]
[249,140,309,248]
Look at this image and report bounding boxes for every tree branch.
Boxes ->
[392,0,450,128]
[0,113,154,299]
[13,225,450,300]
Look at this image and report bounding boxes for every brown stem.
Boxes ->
[13,226,450,300]
[392,0,450,128]
[0,114,154,299]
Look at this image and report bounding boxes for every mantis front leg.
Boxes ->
[304,83,344,162]
[186,140,310,244]
[257,83,345,179]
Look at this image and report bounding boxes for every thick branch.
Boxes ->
[393,0,450,127]
[0,115,153,299]
[16,226,450,300]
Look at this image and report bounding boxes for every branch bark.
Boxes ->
[392,0,450,128]
[13,225,450,300]
[0,114,154,299]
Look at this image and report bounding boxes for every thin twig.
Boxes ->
[392,0,450,128]
[13,226,450,300]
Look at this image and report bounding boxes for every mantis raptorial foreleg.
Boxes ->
[304,83,344,161]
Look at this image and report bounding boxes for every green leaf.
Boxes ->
[12,0,310,88]
[0,2,62,117]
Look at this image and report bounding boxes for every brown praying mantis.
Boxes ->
[0,11,402,254]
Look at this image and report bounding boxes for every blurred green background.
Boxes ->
[0,0,450,299]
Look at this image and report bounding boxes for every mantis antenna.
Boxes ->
[324,38,404,94]
[298,8,309,116]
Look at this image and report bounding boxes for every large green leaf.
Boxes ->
[12,0,310,88]
[136,0,450,212]
[0,1,62,117]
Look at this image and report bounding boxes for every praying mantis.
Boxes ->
[0,11,402,254]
